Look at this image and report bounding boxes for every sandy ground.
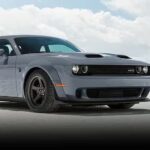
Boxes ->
[0,100,150,146]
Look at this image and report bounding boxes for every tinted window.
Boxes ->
[15,37,80,54]
[0,39,16,56]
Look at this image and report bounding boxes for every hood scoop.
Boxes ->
[117,55,131,59]
[85,54,103,58]
[102,53,131,59]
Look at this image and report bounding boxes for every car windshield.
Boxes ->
[15,37,80,54]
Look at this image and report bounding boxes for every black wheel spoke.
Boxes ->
[33,94,41,103]
[38,77,43,88]
[32,86,39,92]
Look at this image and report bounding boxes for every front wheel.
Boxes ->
[108,103,135,109]
[25,69,59,113]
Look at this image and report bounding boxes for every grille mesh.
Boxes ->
[87,65,149,76]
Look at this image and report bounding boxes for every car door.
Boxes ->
[0,39,17,97]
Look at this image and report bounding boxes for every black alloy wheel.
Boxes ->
[25,69,59,113]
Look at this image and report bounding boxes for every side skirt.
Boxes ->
[0,96,25,102]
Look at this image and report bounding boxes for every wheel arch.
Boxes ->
[23,66,58,97]
[24,67,45,89]
[22,64,66,100]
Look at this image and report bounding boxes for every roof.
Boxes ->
[0,35,60,39]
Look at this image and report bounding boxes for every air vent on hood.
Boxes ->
[117,55,131,59]
[85,54,103,58]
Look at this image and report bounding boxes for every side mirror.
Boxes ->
[0,49,5,56]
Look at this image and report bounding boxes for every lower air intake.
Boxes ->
[86,88,142,98]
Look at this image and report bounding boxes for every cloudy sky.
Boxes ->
[0,0,150,62]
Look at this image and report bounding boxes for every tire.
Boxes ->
[108,103,135,109]
[25,69,59,113]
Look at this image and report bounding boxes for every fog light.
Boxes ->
[72,65,80,74]
[136,66,142,74]
[143,66,148,74]
[81,66,88,74]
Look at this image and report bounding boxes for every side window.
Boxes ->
[0,39,16,56]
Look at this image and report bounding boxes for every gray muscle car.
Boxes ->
[0,35,150,113]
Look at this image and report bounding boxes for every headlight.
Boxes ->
[143,66,149,74]
[136,66,142,74]
[81,66,88,74]
[72,65,89,74]
[72,65,80,74]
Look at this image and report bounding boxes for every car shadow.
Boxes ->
[0,101,150,116]
[0,101,29,112]
[57,105,150,116]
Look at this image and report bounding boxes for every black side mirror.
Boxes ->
[0,49,5,56]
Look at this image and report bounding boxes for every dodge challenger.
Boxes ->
[0,35,150,113]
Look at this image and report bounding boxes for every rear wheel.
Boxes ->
[108,103,135,109]
[25,69,59,113]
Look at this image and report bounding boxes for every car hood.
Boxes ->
[32,52,149,66]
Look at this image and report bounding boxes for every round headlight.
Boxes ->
[143,66,148,74]
[136,66,142,74]
[72,65,80,74]
[81,66,88,74]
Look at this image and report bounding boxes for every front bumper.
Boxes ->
[54,75,150,103]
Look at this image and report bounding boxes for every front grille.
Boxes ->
[86,88,142,98]
[87,65,149,76]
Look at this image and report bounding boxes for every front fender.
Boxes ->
[20,64,66,99]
